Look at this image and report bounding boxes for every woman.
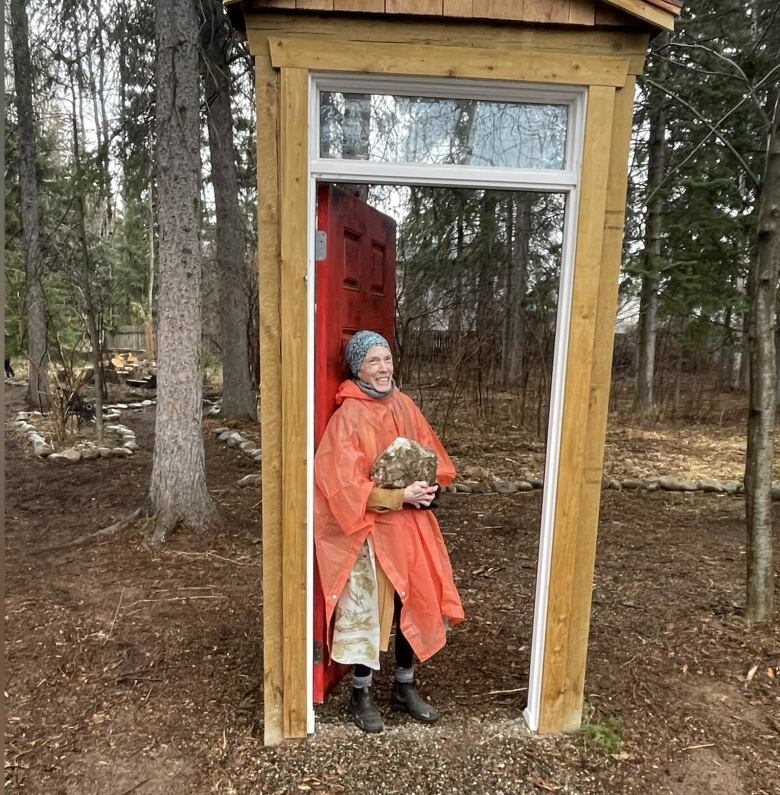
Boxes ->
[314,330,464,734]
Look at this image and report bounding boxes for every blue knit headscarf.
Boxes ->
[344,330,391,377]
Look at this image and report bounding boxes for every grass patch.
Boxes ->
[581,705,624,754]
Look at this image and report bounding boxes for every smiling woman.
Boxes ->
[314,329,464,734]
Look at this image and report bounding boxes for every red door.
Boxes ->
[313,184,397,703]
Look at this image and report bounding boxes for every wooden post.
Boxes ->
[279,66,310,739]
[538,83,616,733]
[256,45,285,746]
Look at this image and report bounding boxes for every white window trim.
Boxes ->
[305,72,588,735]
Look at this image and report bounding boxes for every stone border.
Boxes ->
[13,399,154,462]
[448,475,756,497]
[210,426,262,487]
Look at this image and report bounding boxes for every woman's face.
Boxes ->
[357,345,394,392]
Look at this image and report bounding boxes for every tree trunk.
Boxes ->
[10,0,50,411]
[744,93,780,624]
[149,0,217,546]
[342,94,370,201]
[69,68,105,444]
[635,34,669,416]
[503,194,530,387]
[202,0,256,420]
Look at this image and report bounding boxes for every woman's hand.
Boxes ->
[403,481,438,508]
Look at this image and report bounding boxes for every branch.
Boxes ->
[665,41,769,126]
[645,64,780,205]
[641,76,760,189]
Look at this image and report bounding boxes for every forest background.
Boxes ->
[4,2,779,602]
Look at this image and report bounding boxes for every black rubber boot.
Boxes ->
[391,682,439,723]
[350,686,383,733]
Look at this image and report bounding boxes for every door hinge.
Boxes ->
[315,230,327,262]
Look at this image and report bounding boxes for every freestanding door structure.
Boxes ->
[312,184,397,702]
[225,0,680,745]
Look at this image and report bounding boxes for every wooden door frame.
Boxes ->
[255,32,642,744]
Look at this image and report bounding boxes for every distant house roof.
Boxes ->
[226,0,680,33]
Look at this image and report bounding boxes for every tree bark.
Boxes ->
[635,33,669,416]
[202,0,256,420]
[69,67,105,444]
[149,0,217,546]
[10,0,50,411]
[503,195,530,387]
[744,92,780,624]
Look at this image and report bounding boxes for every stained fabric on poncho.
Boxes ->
[314,380,464,663]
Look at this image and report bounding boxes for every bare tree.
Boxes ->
[201,0,256,420]
[10,0,50,411]
[635,33,669,416]
[744,92,780,624]
[149,0,217,545]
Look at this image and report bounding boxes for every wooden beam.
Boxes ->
[269,36,630,86]
[538,83,615,733]
[558,74,637,730]
[246,13,651,75]
[279,66,310,740]
[256,49,285,746]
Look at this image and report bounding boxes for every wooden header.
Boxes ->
[269,36,630,86]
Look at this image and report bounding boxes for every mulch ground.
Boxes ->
[5,383,779,794]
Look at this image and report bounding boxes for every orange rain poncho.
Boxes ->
[315,380,465,662]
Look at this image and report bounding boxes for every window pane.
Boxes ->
[320,92,568,170]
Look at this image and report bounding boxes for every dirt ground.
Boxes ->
[5,382,779,794]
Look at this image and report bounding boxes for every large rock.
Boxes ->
[111,447,133,457]
[123,440,139,451]
[698,478,724,493]
[370,437,437,488]
[493,480,519,494]
[33,442,52,457]
[621,478,644,490]
[81,448,100,460]
[62,448,82,462]
[97,447,112,458]
[517,481,534,492]
[658,476,698,492]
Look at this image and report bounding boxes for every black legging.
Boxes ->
[354,593,413,679]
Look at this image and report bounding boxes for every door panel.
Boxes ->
[313,184,397,703]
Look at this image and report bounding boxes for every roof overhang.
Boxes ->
[225,0,680,36]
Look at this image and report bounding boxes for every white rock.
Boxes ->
[97,447,111,458]
[29,411,42,416]
[218,431,239,442]
[227,435,245,448]
[238,474,261,487]
[123,440,139,451]
[62,449,82,462]
[33,442,52,457]
[82,448,100,460]
[47,453,68,461]
[213,427,231,436]
[240,440,258,452]
[116,403,128,409]
[15,411,30,421]
[112,447,133,457]
[141,400,153,407]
